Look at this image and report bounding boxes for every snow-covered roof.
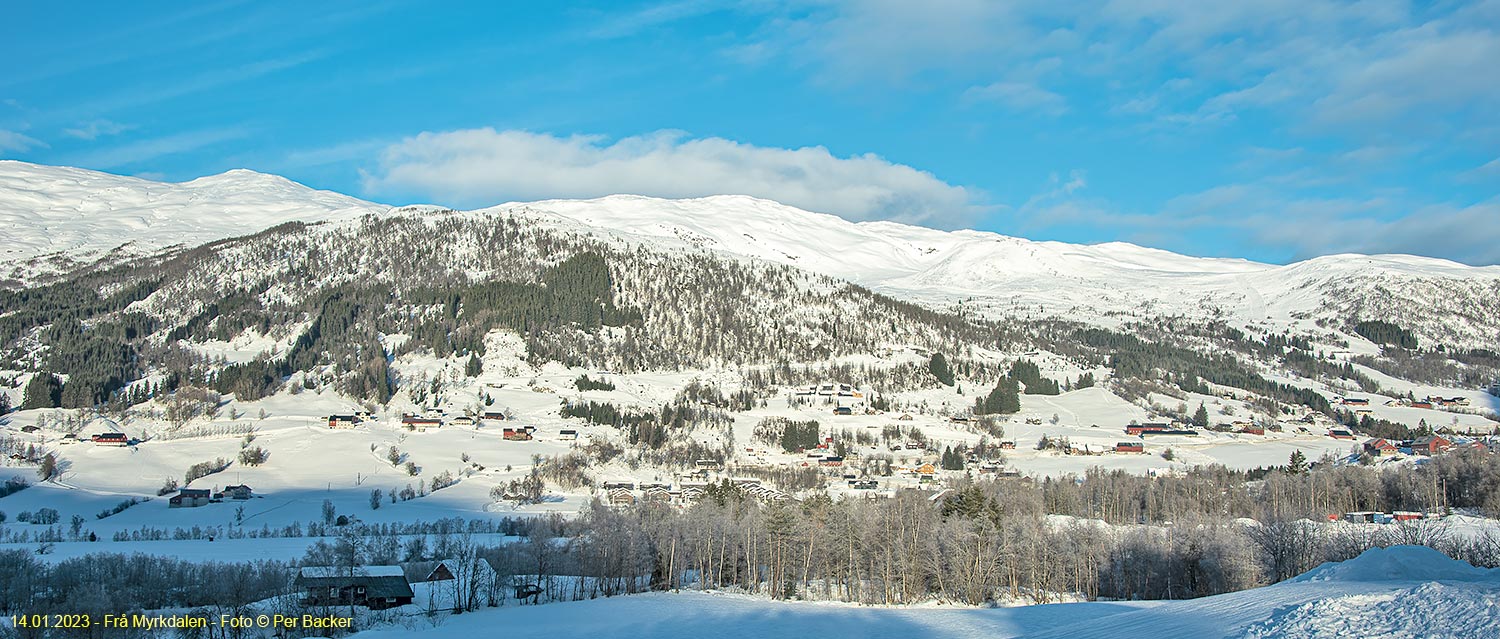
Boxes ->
[299,565,405,579]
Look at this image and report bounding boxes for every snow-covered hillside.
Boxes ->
[340,545,1497,639]
[4,161,1498,347]
[501,194,1500,348]
[0,161,386,282]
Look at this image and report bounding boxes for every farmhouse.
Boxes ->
[295,566,414,610]
[1328,428,1356,440]
[216,484,254,500]
[1412,435,1453,456]
[1363,439,1399,457]
[1125,423,1170,435]
[450,416,476,427]
[607,488,636,506]
[401,415,443,430]
[1341,398,1370,406]
[92,432,129,445]
[169,488,212,508]
[1239,426,1266,436]
[1140,429,1199,437]
[481,411,507,422]
[1116,442,1145,453]
[327,415,358,429]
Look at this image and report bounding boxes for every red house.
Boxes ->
[1115,442,1144,453]
[1125,423,1169,436]
[91,432,129,445]
[401,415,443,429]
[1363,438,1399,456]
[1412,435,1452,455]
[1240,426,1266,436]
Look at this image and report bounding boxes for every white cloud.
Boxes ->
[0,129,44,154]
[363,128,981,226]
[1458,157,1500,183]
[62,119,132,140]
[963,81,1067,115]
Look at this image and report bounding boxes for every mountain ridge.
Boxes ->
[3,161,1498,348]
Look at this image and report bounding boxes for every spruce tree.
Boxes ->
[928,353,955,386]
[1287,450,1308,474]
[1193,403,1210,429]
[22,373,62,409]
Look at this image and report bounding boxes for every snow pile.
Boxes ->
[1243,581,1500,639]
[1292,544,1498,584]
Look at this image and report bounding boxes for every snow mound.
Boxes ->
[1243,581,1500,639]
[1292,545,1500,584]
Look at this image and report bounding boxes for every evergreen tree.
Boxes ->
[21,373,62,410]
[1287,450,1308,475]
[928,353,955,386]
[1193,403,1210,429]
[465,353,483,378]
[37,453,57,481]
[977,377,1022,415]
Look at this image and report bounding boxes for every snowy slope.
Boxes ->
[1027,545,1499,639]
[0,160,386,281]
[339,545,1497,639]
[4,162,1498,346]
[496,194,1500,346]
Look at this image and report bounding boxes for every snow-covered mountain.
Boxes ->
[0,160,385,281]
[498,194,1500,348]
[3,161,1497,348]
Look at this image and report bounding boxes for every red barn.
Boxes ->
[1115,442,1144,453]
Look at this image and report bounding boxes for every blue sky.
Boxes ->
[2,1,1497,264]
